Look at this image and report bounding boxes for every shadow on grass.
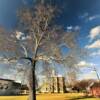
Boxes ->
[65,96,94,100]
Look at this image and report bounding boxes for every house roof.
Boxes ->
[90,82,100,88]
[0,78,14,82]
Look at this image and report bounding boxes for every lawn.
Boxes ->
[0,93,99,100]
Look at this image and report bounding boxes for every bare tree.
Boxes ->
[66,70,78,86]
[0,1,82,100]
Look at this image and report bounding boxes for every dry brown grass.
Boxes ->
[0,93,100,100]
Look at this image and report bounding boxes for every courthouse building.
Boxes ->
[40,71,66,93]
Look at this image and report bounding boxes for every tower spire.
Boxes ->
[52,69,56,77]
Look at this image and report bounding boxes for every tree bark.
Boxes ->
[27,58,36,100]
[32,60,36,100]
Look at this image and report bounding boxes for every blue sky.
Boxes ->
[0,0,100,81]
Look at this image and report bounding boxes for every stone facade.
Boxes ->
[51,76,65,93]
[40,76,66,93]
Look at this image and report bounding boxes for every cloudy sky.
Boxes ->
[0,0,100,81]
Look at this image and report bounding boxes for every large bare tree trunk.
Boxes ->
[32,61,36,100]
[27,59,36,100]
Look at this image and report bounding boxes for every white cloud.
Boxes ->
[82,71,97,80]
[88,15,100,21]
[77,61,94,67]
[67,26,73,30]
[89,26,100,40]
[74,26,80,31]
[67,25,80,32]
[79,13,100,22]
[2,74,12,79]
[91,50,100,56]
[80,67,100,80]
[85,40,100,49]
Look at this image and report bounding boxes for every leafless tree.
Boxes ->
[0,1,83,100]
[66,70,78,86]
